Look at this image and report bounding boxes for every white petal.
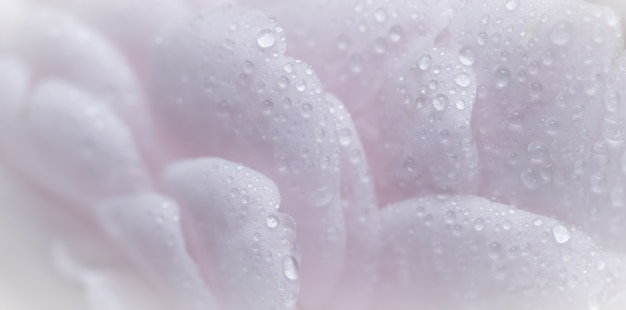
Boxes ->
[150,8,346,307]
[373,195,616,310]
[163,158,299,310]
[322,94,380,310]
[18,79,150,204]
[96,193,219,310]
[446,0,626,252]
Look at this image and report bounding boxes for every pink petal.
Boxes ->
[445,0,626,251]
[163,158,299,310]
[96,193,219,310]
[15,79,150,204]
[322,94,380,310]
[373,195,616,310]
[149,8,346,307]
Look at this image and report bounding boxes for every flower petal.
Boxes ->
[446,0,626,251]
[149,8,346,307]
[163,158,299,310]
[370,43,479,204]
[323,94,380,310]
[96,193,219,310]
[13,79,150,204]
[373,195,616,310]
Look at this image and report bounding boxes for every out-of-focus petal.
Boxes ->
[12,8,165,170]
[163,158,299,310]
[372,195,617,310]
[96,193,219,310]
[149,8,345,307]
[323,94,379,310]
[9,79,150,204]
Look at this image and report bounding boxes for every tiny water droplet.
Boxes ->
[495,67,511,88]
[552,224,570,244]
[374,7,388,23]
[550,21,572,46]
[505,0,519,11]
[454,73,471,88]
[300,103,313,118]
[458,46,476,66]
[432,94,449,111]
[296,80,307,92]
[265,215,279,228]
[339,128,353,146]
[282,256,299,280]
[257,29,276,48]
[418,54,432,70]
[388,25,404,43]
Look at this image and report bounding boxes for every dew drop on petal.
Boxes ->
[549,21,572,46]
[338,128,353,146]
[257,29,276,48]
[505,0,519,11]
[418,54,432,70]
[454,73,471,88]
[266,214,279,228]
[495,67,511,88]
[432,94,449,111]
[374,7,388,23]
[282,256,299,280]
[552,225,570,244]
[458,46,476,66]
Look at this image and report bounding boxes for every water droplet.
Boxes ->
[520,168,539,189]
[374,7,388,23]
[300,103,313,118]
[454,73,471,88]
[432,94,449,111]
[373,37,387,54]
[388,25,404,43]
[495,67,511,88]
[527,141,548,163]
[550,21,572,46]
[339,128,353,146]
[505,0,519,10]
[278,76,290,89]
[266,215,279,228]
[473,217,485,231]
[296,80,307,92]
[552,224,571,244]
[605,91,621,113]
[403,157,416,172]
[257,29,276,48]
[458,46,476,66]
[242,60,255,75]
[282,256,299,280]
[418,54,432,70]
[602,117,625,141]
[476,32,488,46]
[283,62,294,73]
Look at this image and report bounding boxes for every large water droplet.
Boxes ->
[374,7,388,23]
[495,67,511,88]
[505,0,519,11]
[552,224,571,244]
[458,46,476,66]
[266,214,279,228]
[432,94,449,111]
[550,21,572,46]
[602,117,625,141]
[454,73,471,88]
[339,128,353,146]
[257,29,276,48]
[282,256,299,280]
[418,54,432,70]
